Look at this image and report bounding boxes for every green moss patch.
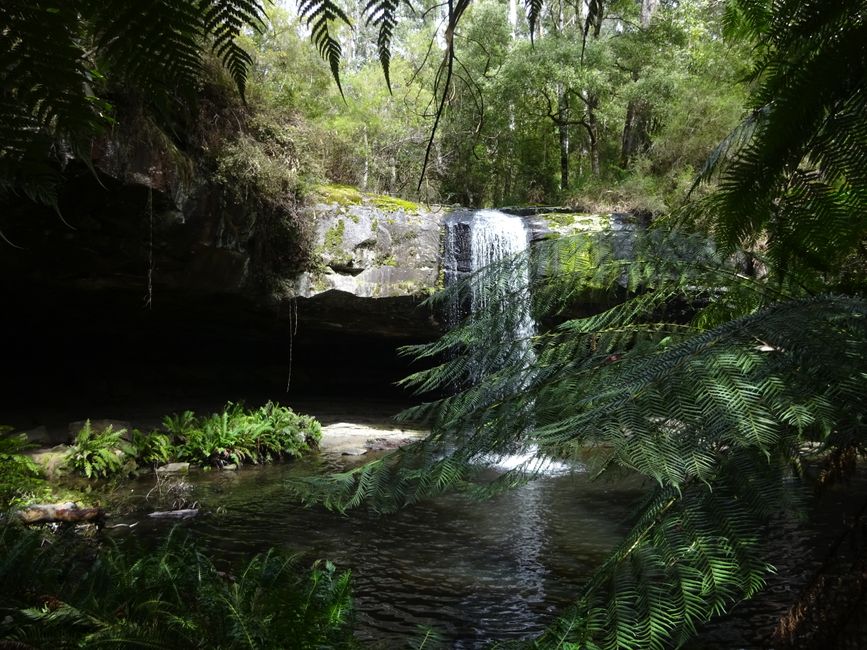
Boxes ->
[370,194,420,212]
[312,184,421,213]
[539,212,611,231]
[313,184,364,206]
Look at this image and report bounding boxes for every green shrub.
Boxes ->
[162,410,198,439]
[167,402,322,468]
[64,420,133,479]
[0,524,356,648]
[0,427,49,509]
[130,429,174,467]
[253,401,321,461]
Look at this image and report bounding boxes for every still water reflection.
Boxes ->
[116,456,866,648]
[119,459,645,647]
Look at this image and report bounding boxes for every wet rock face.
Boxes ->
[292,201,444,300]
[280,196,449,340]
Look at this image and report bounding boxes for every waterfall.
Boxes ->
[442,209,570,475]
[443,209,536,368]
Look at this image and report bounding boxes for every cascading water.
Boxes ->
[443,209,536,370]
[442,209,568,474]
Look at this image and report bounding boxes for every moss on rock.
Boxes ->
[312,184,421,214]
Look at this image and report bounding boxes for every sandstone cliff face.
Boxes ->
[280,188,448,339]
[0,138,640,410]
[294,200,442,300]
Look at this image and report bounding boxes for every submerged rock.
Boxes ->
[156,462,190,475]
[148,508,199,519]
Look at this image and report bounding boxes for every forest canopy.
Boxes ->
[2,0,751,210]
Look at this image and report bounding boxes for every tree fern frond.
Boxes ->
[690,0,867,272]
[364,0,399,92]
[297,0,352,96]
[201,0,266,97]
[525,0,544,44]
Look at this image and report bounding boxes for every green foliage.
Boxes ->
[271,0,748,208]
[214,133,301,203]
[0,0,266,204]
[64,420,133,480]
[130,429,174,467]
[0,427,49,509]
[169,402,321,468]
[0,524,355,649]
[689,0,867,284]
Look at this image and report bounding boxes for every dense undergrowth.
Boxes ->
[0,524,355,649]
[0,428,51,510]
[0,403,322,511]
[68,401,321,480]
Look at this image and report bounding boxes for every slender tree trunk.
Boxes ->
[509,0,518,39]
[558,88,569,190]
[640,0,659,28]
[620,0,659,167]
[588,112,600,177]
[362,127,369,190]
[582,99,600,177]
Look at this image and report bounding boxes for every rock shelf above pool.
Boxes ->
[318,421,426,457]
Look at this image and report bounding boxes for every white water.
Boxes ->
[443,209,570,475]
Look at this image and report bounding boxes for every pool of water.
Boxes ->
[112,457,647,647]
[105,435,867,649]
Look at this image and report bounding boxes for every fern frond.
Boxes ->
[297,0,352,96]
[201,0,266,96]
[364,0,399,92]
[689,0,867,275]
[525,0,544,44]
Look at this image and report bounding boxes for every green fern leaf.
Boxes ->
[364,0,399,92]
[297,0,351,96]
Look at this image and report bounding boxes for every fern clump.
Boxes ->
[64,420,133,479]
[0,427,50,509]
[130,430,173,468]
[0,524,355,648]
[166,402,321,468]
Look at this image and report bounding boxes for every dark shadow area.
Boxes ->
[0,284,432,433]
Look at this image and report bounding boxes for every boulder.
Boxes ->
[292,194,445,302]
[22,425,51,447]
[155,462,190,475]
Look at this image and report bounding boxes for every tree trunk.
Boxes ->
[640,0,659,29]
[558,88,569,190]
[17,502,105,526]
[582,96,601,177]
[620,97,654,168]
[362,127,369,190]
[620,0,659,167]
[589,117,600,177]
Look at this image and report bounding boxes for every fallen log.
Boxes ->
[17,502,106,526]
